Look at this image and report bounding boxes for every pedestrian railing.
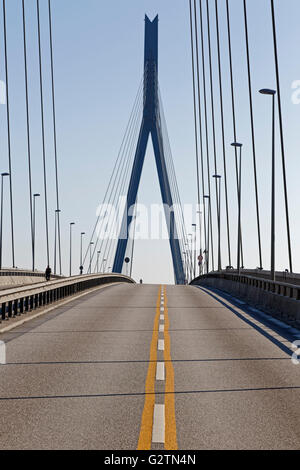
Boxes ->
[0,273,134,323]
[191,272,300,301]
[0,269,61,279]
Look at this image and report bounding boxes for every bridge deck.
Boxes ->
[0,283,299,449]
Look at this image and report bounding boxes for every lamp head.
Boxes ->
[231,142,243,148]
[259,88,276,96]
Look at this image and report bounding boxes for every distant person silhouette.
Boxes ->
[45,265,51,281]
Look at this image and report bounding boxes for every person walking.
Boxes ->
[45,265,51,281]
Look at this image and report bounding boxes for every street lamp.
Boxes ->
[197,210,203,276]
[184,242,191,283]
[0,172,9,270]
[188,233,193,280]
[182,251,187,283]
[102,258,107,273]
[213,175,222,272]
[54,209,61,275]
[192,223,197,278]
[89,242,94,274]
[97,250,101,273]
[259,88,277,281]
[80,232,85,274]
[203,195,211,273]
[231,143,243,275]
[69,222,75,277]
[32,193,40,272]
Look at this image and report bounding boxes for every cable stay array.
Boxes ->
[0,1,296,284]
[188,0,293,281]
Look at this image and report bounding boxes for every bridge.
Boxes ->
[0,0,300,451]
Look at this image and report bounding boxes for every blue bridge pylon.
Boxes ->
[113,15,185,285]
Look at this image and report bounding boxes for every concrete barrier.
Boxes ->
[0,273,135,324]
[192,274,300,326]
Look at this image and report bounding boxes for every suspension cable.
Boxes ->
[188,0,203,271]
[199,0,214,271]
[22,0,34,271]
[206,0,219,220]
[270,0,293,273]
[99,86,143,272]
[193,0,207,268]
[83,77,143,268]
[225,0,244,268]
[86,77,144,271]
[2,0,15,267]
[36,0,50,266]
[215,0,231,267]
[96,82,143,270]
[158,89,194,279]
[48,0,62,275]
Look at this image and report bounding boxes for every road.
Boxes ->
[0,282,300,450]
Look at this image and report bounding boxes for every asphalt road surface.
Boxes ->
[0,282,300,450]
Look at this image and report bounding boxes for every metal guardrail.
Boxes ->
[0,273,135,323]
[191,272,300,301]
[0,269,62,279]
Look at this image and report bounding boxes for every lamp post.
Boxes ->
[80,232,85,274]
[54,209,61,274]
[182,251,187,283]
[102,258,107,273]
[197,210,203,275]
[259,88,276,281]
[185,242,190,283]
[231,143,243,275]
[32,193,40,272]
[188,233,193,280]
[203,195,211,273]
[69,222,75,277]
[89,241,94,274]
[213,175,222,272]
[0,172,9,270]
[192,223,197,278]
[97,250,101,273]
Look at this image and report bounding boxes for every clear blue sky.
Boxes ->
[0,0,300,283]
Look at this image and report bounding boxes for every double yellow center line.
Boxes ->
[137,285,177,450]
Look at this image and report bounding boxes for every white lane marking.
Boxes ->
[159,324,164,332]
[0,341,6,364]
[160,307,164,312]
[156,362,165,381]
[160,314,165,320]
[152,404,165,443]
[158,339,165,351]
